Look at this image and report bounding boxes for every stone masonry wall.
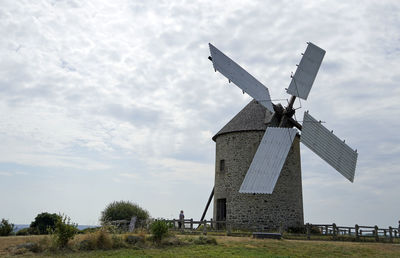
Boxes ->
[213,130,304,231]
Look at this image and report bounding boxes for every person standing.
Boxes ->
[398,220,400,237]
[178,210,185,229]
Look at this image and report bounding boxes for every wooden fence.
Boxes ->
[306,223,400,242]
[165,219,228,232]
[162,219,400,242]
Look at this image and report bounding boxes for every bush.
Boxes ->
[30,212,61,234]
[15,242,42,253]
[0,218,14,236]
[100,201,149,228]
[193,236,217,245]
[95,229,113,249]
[287,226,306,234]
[287,225,321,234]
[111,234,126,249]
[310,226,322,234]
[52,215,78,249]
[16,228,31,236]
[160,235,183,246]
[125,235,143,245]
[77,228,116,250]
[78,239,94,251]
[197,224,212,231]
[150,220,169,243]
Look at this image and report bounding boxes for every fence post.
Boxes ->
[355,224,359,241]
[210,218,213,230]
[389,227,393,243]
[384,229,387,237]
[306,223,311,240]
[332,223,337,240]
[203,220,207,235]
[190,219,193,230]
[173,219,176,229]
[325,225,328,235]
[374,225,379,242]
[227,223,232,235]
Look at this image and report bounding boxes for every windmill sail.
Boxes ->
[239,127,297,194]
[301,112,358,182]
[209,43,274,113]
[286,42,325,100]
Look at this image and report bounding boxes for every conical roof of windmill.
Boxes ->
[212,100,273,141]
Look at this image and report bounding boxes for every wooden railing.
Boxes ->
[306,223,399,242]
[164,219,228,233]
[161,219,400,242]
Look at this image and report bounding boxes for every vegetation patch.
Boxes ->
[100,200,149,229]
[52,215,78,249]
[150,220,169,243]
[0,219,14,236]
[193,236,218,245]
[30,212,61,235]
[1,234,400,257]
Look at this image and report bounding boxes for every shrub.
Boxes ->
[100,201,149,229]
[287,225,321,234]
[193,236,217,245]
[111,234,126,249]
[30,212,60,234]
[125,235,143,245]
[16,228,31,236]
[52,214,78,249]
[0,219,14,236]
[95,229,113,249]
[15,242,42,253]
[78,239,94,251]
[197,224,212,231]
[161,235,183,246]
[310,226,322,234]
[150,220,169,243]
[287,226,306,234]
[77,228,114,250]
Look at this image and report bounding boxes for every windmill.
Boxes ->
[200,42,358,230]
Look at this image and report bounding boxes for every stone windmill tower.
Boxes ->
[198,42,358,231]
[212,100,303,231]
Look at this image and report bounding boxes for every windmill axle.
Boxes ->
[271,96,301,130]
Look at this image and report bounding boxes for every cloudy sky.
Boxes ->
[1,0,399,227]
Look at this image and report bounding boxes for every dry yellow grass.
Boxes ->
[0,235,43,255]
[0,234,95,256]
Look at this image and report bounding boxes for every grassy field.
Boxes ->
[1,234,400,257]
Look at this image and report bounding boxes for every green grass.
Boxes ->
[283,233,400,243]
[2,235,397,257]
[1,234,400,257]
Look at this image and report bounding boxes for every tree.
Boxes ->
[0,219,14,236]
[53,214,78,248]
[30,212,61,234]
[100,201,149,227]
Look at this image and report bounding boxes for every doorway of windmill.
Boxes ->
[216,198,226,230]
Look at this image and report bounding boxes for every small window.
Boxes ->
[220,159,225,172]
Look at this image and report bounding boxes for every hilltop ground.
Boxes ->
[1,234,400,257]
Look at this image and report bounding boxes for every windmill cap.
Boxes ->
[212,100,273,141]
